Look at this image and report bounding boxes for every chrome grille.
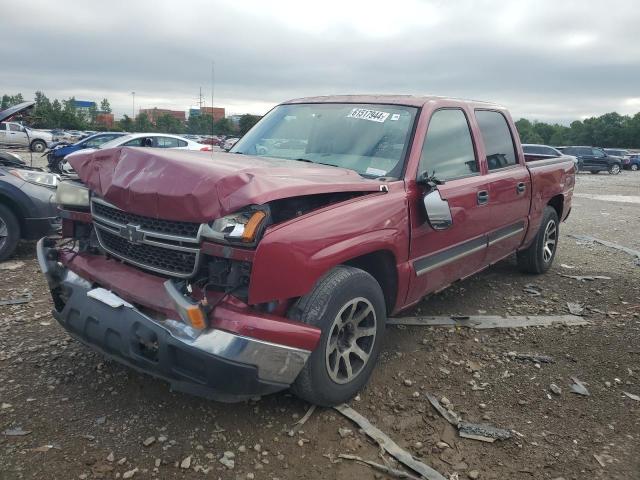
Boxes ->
[91,197,202,278]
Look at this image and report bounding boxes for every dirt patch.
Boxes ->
[1,171,639,479]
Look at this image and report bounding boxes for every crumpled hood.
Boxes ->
[68,147,381,222]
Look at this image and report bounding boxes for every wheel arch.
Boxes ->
[0,192,26,235]
[343,250,398,315]
[547,194,564,220]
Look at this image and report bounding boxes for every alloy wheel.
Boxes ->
[542,220,557,263]
[325,297,377,384]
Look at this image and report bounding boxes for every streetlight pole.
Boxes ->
[131,91,135,119]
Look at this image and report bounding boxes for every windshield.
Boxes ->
[99,135,132,149]
[231,103,418,179]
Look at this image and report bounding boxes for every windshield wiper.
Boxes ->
[293,158,338,168]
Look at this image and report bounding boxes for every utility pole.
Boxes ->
[198,87,204,110]
[131,91,136,119]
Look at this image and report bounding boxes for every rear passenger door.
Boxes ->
[475,110,530,264]
[0,123,6,145]
[407,108,491,303]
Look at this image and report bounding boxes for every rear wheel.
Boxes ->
[290,266,386,406]
[609,164,621,175]
[631,164,638,171]
[0,204,20,261]
[517,206,559,274]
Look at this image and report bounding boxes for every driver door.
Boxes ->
[407,108,490,304]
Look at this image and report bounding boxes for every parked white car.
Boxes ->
[96,133,210,151]
[0,121,54,152]
[62,133,211,172]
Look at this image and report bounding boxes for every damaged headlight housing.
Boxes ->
[202,208,268,245]
[56,180,90,208]
[9,169,59,188]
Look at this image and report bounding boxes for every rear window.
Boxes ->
[475,110,518,170]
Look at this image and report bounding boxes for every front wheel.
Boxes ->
[609,164,621,175]
[0,204,20,261]
[290,266,386,406]
[30,140,46,153]
[517,206,559,274]
[631,164,638,171]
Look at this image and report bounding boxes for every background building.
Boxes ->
[95,113,114,128]
[139,108,186,125]
[72,100,97,114]
[191,107,225,121]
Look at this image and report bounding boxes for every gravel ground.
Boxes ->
[1,166,639,480]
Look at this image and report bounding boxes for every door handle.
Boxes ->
[517,182,526,193]
[477,190,489,205]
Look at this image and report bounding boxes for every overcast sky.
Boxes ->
[2,0,639,123]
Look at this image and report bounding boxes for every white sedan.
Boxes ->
[96,133,211,151]
[62,133,211,173]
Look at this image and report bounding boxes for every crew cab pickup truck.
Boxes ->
[38,95,575,406]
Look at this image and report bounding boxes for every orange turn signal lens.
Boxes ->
[241,211,266,243]
[186,306,207,330]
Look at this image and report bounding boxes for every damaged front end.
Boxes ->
[39,174,374,401]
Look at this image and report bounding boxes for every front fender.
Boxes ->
[248,186,409,305]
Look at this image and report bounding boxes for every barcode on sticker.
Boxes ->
[347,108,390,123]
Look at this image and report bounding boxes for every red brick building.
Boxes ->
[198,107,226,122]
[96,113,114,128]
[139,108,186,125]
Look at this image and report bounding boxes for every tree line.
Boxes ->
[1,92,262,136]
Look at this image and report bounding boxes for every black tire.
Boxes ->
[290,266,386,406]
[516,206,559,274]
[631,164,639,171]
[608,163,621,175]
[0,204,20,261]
[30,140,46,153]
[589,171,600,174]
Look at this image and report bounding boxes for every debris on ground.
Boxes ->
[569,234,640,264]
[425,393,461,426]
[2,427,31,436]
[388,315,588,329]
[569,377,590,396]
[523,285,541,296]
[0,260,25,271]
[294,404,316,427]
[0,292,32,305]
[334,404,447,480]
[622,391,640,401]
[567,302,585,315]
[427,393,512,443]
[549,383,562,395]
[458,422,512,443]
[338,454,422,480]
[558,273,612,282]
[505,352,555,363]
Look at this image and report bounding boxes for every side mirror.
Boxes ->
[423,189,453,231]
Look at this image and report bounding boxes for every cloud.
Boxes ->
[1,0,638,123]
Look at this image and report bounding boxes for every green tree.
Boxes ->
[238,114,261,135]
[156,113,184,134]
[118,115,134,132]
[100,98,112,113]
[1,93,24,109]
[134,112,153,132]
[213,117,233,136]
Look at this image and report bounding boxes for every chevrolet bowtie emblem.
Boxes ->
[120,224,144,244]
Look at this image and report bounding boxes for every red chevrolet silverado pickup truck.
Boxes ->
[37,95,575,406]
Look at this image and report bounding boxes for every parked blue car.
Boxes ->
[46,132,126,173]
[627,153,640,171]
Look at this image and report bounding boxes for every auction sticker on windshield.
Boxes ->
[347,108,389,123]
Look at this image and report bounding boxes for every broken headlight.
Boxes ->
[202,208,268,245]
[56,180,90,207]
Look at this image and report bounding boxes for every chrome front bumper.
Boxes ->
[36,239,310,401]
